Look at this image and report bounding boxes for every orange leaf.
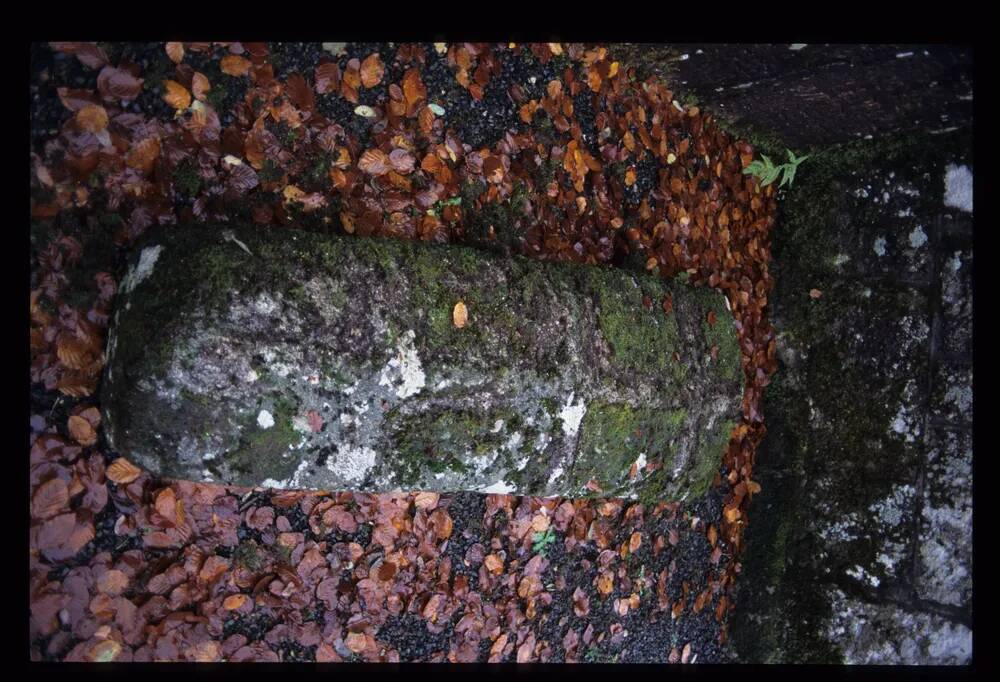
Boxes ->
[106,458,142,485]
[453,301,468,328]
[360,53,385,89]
[75,105,108,133]
[222,594,247,611]
[220,54,251,77]
[165,42,184,64]
[162,80,191,110]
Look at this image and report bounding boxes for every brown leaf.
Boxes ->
[430,509,454,539]
[401,68,427,112]
[489,633,508,662]
[220,54,251,77]
[162,80,191,110]
[414,492,440,510]
[32,478,69,519]
[484,553,504,574]
[360,53,385,89]
[154,487,177,521]
[597,570,614,595]
[628,531,642,554]
[358,149,390,176]
[86,639,122,663]
[125,137,161,175]
[453,301,468,328]
[106,458,142,485]
[97,66,143,101]
[192,72,211,101]
[315,62,340,94]
[345,631,367,654]
[68,415,97,446]
[97,569,129,596]
[572,586,590,616]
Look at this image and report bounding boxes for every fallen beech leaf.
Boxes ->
[360,53,385,88]
[86,639,121,663]
[453,301,468,328]
[97,569,128,596]
[530,513,549,533]
[629,531,642,553]
[358,149,390,176]
[68,415,97,446]
[75,105,108,133]
[345,632,367,654]
[106,458,142,485]
[430,509,453,539]
[220,54,251,77]
[484,553,504,574]
[162,80,191,110]
[32,478,69,519]
[489,633,508,661]
[572,586,590,616]
[223,594,248,610]
[414,492,440,510]
[192,72,211,101]
[625,167,637,187]
[165,42,184,64]
[125,137,161,175]
[97,66,143,100]
[597,571,614,595]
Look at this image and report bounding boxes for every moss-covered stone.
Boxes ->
[103,226,742,499]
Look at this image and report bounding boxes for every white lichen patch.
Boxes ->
[379,329,425,399]
[634,452,647,471]
[873,237,887,257]
[547,464,564,487]
[846,563,881,588]
[326,444,376,483]
[559,396,587,440]
[943,164,973,213]
[257,409,275,429]
[292,415,312,434]
[908,226,928,249]
[481,480,515,494]
[869,484,914,528]
[122,245,164,294]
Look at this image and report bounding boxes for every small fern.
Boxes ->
[742,149,809,188]
[532,528,557,556]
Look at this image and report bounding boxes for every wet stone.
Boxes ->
[915,427,972,608]
[928,363,972,425]
[938,244,972,357]
[824,588,972,665]
[102,226,743,500]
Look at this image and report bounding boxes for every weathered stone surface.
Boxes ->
[729,132,973,664]
[610,44,972,148]
[103,226,742,500]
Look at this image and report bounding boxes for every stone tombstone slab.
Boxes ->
[103,226,742,500]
